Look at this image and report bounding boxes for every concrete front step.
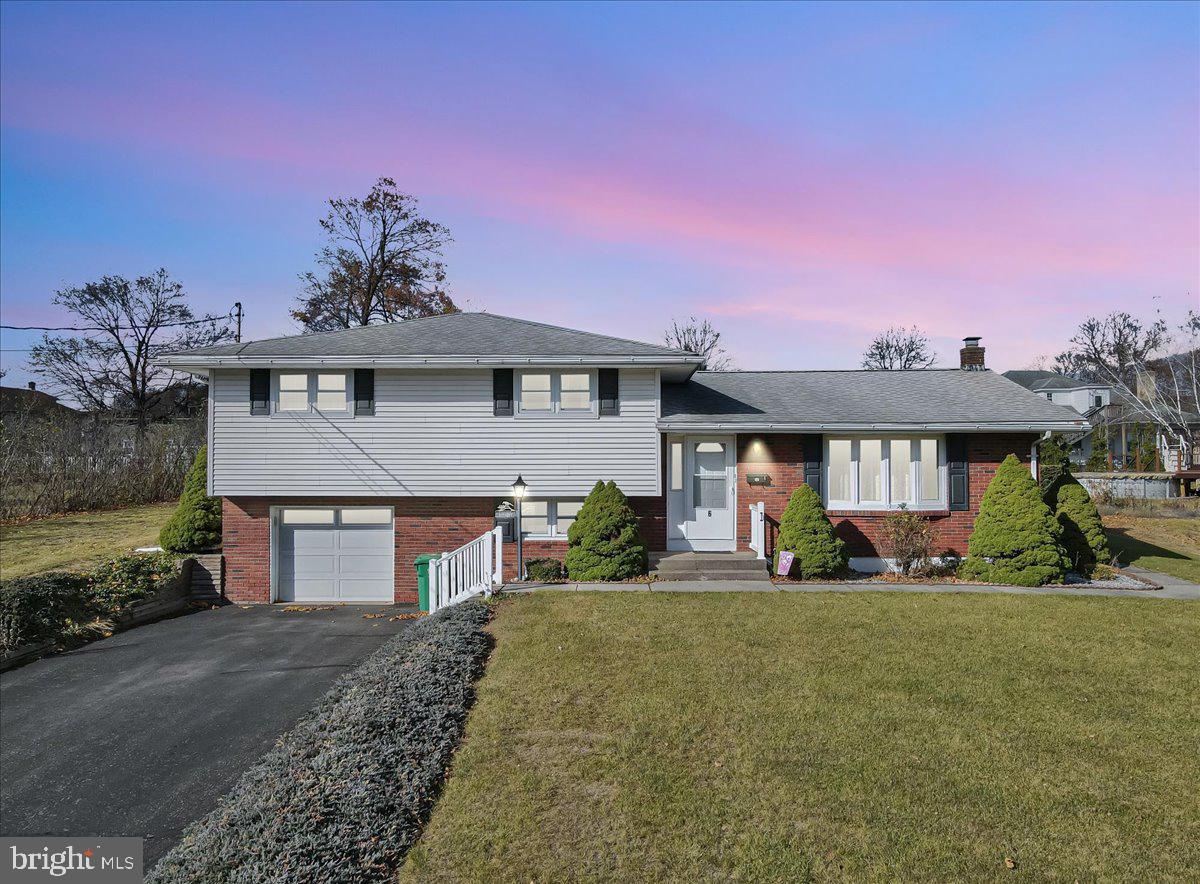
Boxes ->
[654,569,772,582]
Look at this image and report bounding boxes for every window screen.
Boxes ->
[560,373,591,410]
[520,373,552,411]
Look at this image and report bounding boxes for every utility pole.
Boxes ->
[234,302,243,343]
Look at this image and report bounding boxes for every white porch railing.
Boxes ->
[428,526,504,614]
[747,501,766,560]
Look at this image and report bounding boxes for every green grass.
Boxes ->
[0,501,178,579]
[404,592,1200,882]
[1104,512,1200,583]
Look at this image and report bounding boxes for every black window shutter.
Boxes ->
[354,369,375,416]
[493,369,513,416]
[598,368,619,415]
[947,434,969,511]
[249,369,270,415]
[802,434,823,496]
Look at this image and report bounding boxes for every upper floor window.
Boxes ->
[518,370,595,415]
[275,371,348,413]
[827,437,944,510]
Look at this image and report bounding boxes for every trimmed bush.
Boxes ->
[960,454,1069,586]
[774,483,847,578]
[0,572,93,652]
[91,552,181,613]
[1049,473,1110,572]
[148,601,492,884]
[159,446,221,553]
[525,557,565,582]
[564,480,648,581]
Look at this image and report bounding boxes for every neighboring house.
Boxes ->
[1001,370,1111,414]
[0,382,78,421]
[159,314,1086,605]
[1004,369,1200,476]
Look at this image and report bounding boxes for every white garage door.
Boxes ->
[276,507,394,603]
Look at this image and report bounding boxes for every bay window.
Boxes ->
[826,437,945,509]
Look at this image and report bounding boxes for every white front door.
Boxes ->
[668,435,736,551]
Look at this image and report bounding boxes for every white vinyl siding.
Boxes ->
[210,368,660,497]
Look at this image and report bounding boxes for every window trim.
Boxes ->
[519,498,584,540]
[824,436,946,511]
[271,370,352,415]
[515,369,599,418]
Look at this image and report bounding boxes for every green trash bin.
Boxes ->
[414,553,440,613]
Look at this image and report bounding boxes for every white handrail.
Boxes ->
[748,501,766,560]
[428,526,505,614]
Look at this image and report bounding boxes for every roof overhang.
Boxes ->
[656,420,1090,433]
[156,354,705,381]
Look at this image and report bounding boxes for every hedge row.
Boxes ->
[0,552,180,652]
[148,600,492,884]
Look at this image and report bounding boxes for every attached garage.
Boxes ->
[274,507,394,603]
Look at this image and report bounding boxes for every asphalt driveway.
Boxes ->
[0,604,414,864]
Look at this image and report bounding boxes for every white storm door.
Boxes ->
[683,436,736,550]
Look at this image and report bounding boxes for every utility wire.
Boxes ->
[1,310,236,333]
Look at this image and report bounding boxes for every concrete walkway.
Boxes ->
[507,568,1199,601]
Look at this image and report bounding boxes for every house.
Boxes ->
[158,314,1087,605]
[0,382,78,421]
[1001,370,1111,414]
[1004,369,1200,479]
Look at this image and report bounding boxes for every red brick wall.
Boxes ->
[222,493,666,604]
[735,433,1038,561]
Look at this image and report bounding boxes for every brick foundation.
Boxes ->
[735,433,1038,561]
[222,494,666,604]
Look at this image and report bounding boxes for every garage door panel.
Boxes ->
[276,508,394,603]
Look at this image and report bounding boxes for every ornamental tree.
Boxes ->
[960,454,1068,586]
[159,446,222,553]
[1049,473,1110,573]
[774,483,847,578]
[564,480,648,581]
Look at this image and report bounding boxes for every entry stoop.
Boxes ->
[650,551,771,582]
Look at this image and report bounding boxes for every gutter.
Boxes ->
[656,421,1089,433]
[154,354,706,370]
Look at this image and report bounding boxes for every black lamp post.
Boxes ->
[511,475,527,580]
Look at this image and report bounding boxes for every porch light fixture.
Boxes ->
[511,475,527,580]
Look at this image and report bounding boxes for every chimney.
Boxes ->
[27,381,36,391]
[960,336,985,370]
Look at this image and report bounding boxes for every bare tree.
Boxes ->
[1059,309,1199,467]
[292,177,458,331]
[1054,311,1167,386]
[28,270,231,430]
[664,316,734,370]
[861,326,936,370]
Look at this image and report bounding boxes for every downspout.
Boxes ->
[1031,431,1052,480]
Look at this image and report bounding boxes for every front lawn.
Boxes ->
[0,502,177,579]
[404,592,1199,882]
[1104,512,1200,583]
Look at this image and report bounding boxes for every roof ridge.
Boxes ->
[472,311,692,356]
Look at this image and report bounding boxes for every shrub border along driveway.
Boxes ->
[149,601,492,884]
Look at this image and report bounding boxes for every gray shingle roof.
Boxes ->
[165,312,693,359]
[662,370,1087,429]
[1002,370,1087,391]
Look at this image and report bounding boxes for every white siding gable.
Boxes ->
[210,368,660,497]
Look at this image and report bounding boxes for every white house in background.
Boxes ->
[1001,371,1111,414]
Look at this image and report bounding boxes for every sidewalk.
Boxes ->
[505,569,1200,601]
